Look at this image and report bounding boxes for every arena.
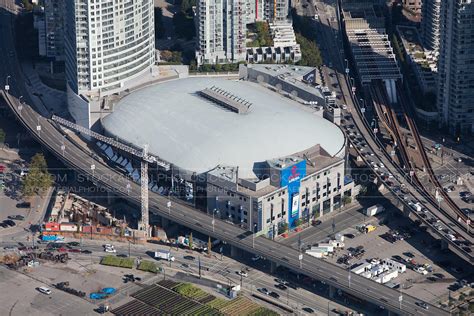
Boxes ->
[102,77,345,178]
[101,71,353,236]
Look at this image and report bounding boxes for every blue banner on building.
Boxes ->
[280,161,306,228]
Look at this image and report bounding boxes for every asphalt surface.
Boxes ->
[0,238,353,315]
[0,5,448,315]
[281,204,366,248]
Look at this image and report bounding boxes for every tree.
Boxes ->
[0,128,5,148]
[294,219,303,227]
[160,50,173,61]
[278,222,288,234]
[214,63,222,72]
[200,64,212,72]
[21,153,52,197]
[296,33,322,68]
[342,195,352,205]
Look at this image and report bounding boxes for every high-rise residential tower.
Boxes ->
[65,0,155,127]
[436,0,474,135]
[421,0,441,53]
[196,0,291,65]
[44,0,65,61]
[195,0,248,65]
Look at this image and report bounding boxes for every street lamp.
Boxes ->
[348,269,351,288]
[252,223,257,248]
[212,209,219,232]
[36,117,41,136]
[5,75,10,92]
[91,163,96,177]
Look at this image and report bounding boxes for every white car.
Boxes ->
[105,247,116,253]
[103,244,114,249]
[37,286,52,295]
[446,234,456,241]
[237,271,248,277]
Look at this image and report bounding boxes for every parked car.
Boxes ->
[16,202,31,208]
[302,307,314,313]
[275,283,287,290]
[183,255,195,261]
[258,288,270,295]
[37,287,52,295]
[236,271,248,277]
[269,291,280,299]
[416,302,429,310]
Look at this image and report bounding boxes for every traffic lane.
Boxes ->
[4,58,448,315]
[324,7,473,241]
[313,5,469,246]
[321,16,472,244]
[282,206,364,248]
[8,90,440,314]
[0,24,445,316]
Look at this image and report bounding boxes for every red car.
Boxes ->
[58,247,68,252]
[0,165,5,173]
[68,248,81,253]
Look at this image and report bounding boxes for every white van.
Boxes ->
[38,286,52,295]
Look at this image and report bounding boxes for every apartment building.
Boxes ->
[65,0,155,127]
[196,0,294,65]
[436,0,474,135]
[420,0,441,52]
[44,0,65,60]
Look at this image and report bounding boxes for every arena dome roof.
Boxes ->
[102,77,345,178]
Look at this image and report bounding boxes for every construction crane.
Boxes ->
[51,115,170,237]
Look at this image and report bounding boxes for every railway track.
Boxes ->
[369,81,473,237]
[396,81,472,229]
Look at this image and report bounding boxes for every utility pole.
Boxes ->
[198,256,202,279]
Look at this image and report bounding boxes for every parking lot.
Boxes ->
[0,264,96,316]
[323,213,471,304]
[0,159,33,230]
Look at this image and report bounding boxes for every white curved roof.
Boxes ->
[102,77,345,178]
